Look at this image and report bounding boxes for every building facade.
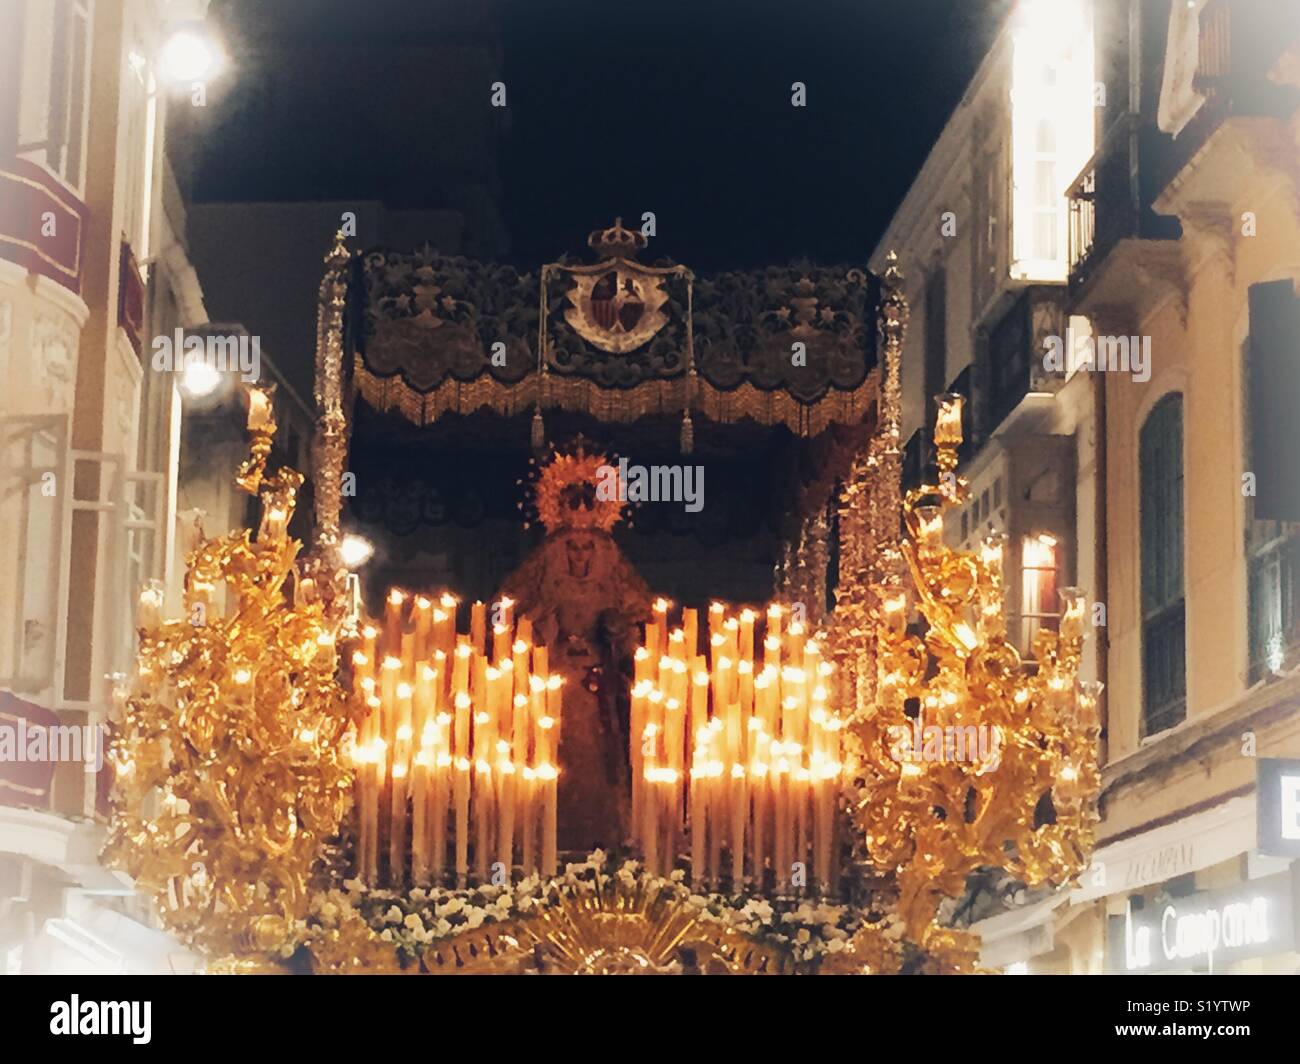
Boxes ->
[1054,0,1300,976]
[872,0,1300,974]
[0,0,228,974]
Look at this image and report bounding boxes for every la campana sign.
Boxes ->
[1113,869,1298,973]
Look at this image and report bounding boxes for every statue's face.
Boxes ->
[564,533,597,580]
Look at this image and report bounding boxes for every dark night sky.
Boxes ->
[193,0,1011,271]
[498,0,1009,270]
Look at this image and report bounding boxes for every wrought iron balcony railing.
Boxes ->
[1065,115,1181,297]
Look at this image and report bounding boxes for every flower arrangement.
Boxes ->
[300,850,879,973]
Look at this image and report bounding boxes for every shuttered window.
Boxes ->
[1245,280,1300,679]
[1140,393,1186,734]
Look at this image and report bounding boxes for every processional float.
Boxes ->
[105,226,1100,974]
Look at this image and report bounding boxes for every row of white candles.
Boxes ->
[350,591,563,887]
[633,599,844,894]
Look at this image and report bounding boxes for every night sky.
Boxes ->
[192,0,1010,270]
[498,0,1009,270]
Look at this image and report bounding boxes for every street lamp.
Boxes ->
[179,359,222,398]
[161,24,223,84]
[339,534,376,569]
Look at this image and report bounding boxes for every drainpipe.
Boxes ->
[1094,357,1110,767]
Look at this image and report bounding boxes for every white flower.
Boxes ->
[403,913,425,933]
[383,905,403,925]
[437,897,465,917]
[464,909,486,930]
[795,929,811,944]
[828,938,846,953]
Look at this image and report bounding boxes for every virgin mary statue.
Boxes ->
[499,444,650,851]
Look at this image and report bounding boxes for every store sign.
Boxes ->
[1109,869,1298,973]
[1258,758,1300,859]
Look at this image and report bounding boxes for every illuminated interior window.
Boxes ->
[1021,532,1059,648]
[1010,0,1095,282]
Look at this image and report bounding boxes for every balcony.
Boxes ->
[1178,0,1300,159]
[1151,0,1299,253]
[979,287,1068,439]
[1065,115,1182,311]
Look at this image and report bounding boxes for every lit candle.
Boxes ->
[385,589,406,653]
[497,744,515,874]
[538,762,558,876]
[520,766,536,875]
[730,762,747,887]
[471,601,487,654]
[934,391,965,448]
[433,740,450,882]
[454,754,471,884]
[246,386,274,431]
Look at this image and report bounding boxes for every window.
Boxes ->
[1010,0,1095,281]
[1021,533,1059,650]
[15,0,93,194]
[1140,394,1186,735]
[1245,281,1300,680]
[122,43,159,268]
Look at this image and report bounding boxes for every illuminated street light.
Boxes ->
[339,534,376,569]
[180,360,222,398]
[161,26,221,84]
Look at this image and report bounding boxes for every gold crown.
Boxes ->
[534,443,625,534]
[587,217,647,260]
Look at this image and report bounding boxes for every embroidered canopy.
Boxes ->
[346,220,881,437]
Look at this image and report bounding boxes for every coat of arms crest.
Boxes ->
[563,219,671,354]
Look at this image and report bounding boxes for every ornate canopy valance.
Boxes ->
[347,220,881,436]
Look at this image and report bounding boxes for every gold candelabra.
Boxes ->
[844,392,1101,949]
[104,387,354,962]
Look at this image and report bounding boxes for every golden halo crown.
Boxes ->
[534,443,625,534]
